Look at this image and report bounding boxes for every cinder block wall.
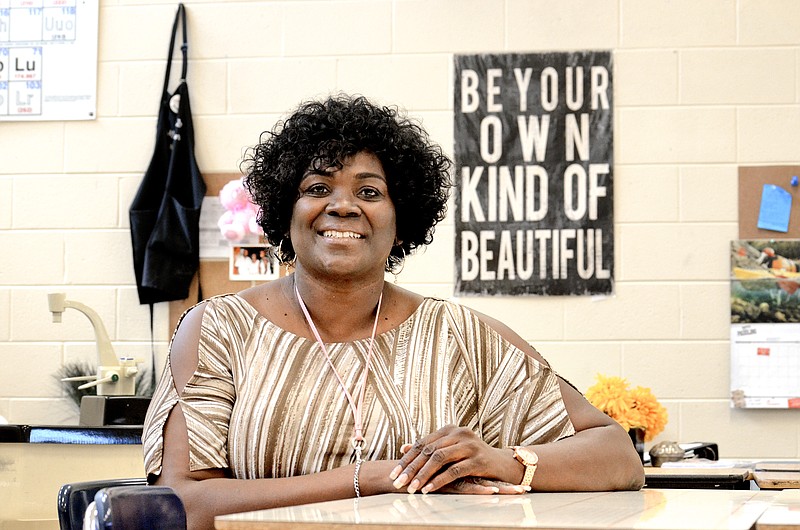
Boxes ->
[1,0,798,457]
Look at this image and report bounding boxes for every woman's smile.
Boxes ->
[319,230,365,240]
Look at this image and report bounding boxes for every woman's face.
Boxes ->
[289,151,397,280]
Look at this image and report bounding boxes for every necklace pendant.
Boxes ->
[352,438,364,467]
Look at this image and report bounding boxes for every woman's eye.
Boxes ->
[303,184,329,196]
[358,187,382,199]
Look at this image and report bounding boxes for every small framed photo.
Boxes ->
[230,244,280,281]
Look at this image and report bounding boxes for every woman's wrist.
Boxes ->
[356,460,398,497]
[495,446,527,485]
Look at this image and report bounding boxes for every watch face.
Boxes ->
[515,446,539,465]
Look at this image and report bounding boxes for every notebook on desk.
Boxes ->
[644,465,752,490]
[646,459,800,490]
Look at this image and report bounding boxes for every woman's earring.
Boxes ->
[392,245,406,284]
[279,238,296,274]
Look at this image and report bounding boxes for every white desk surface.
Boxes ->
[215,489,788,530]
[756,489,800,530]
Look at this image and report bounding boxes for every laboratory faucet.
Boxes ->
[48,293,140,396]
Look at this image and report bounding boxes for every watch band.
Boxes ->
[519,459,536,487]
[511,446,538,488]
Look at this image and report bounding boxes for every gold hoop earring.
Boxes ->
[279,238,296,274]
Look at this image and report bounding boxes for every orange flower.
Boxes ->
[628,385,668,442]
[585,374,668,442]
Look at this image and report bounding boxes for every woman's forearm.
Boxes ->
[527,423,644,492]
[160,460,398,530]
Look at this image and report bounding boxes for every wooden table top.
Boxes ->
[215,489,785,530]
[754,472,800,490]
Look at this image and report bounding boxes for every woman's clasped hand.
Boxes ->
[391,426,532,495]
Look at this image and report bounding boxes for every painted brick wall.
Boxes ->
[1,0,798,457]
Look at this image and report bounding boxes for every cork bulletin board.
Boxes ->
[167,173,284,332]
[738,165,800,239]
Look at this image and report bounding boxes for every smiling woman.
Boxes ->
[140,94,643,530]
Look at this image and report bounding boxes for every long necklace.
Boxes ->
[293,281,383,494]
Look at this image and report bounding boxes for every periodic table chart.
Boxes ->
[0,0,98,121]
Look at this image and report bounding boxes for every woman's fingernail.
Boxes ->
[407,479,420,494]
[389,465,402,480]
[393,473,408,489]
[491,487,500,494]
[421,484,433,494]
[523,485,531,492]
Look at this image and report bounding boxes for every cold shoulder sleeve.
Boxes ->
[142,296,241,480]
[439,301,576,447]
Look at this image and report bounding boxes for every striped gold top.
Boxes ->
[142,294,575,480]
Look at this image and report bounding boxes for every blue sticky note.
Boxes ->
[757,184,792,232]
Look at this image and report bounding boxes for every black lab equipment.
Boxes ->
[130,3,205,308]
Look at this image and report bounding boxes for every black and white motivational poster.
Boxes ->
[454,51,614,296]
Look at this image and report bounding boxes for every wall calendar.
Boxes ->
[0,0,98,121]
[730,240,800,408]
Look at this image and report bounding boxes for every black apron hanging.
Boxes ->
[130,3,205,306]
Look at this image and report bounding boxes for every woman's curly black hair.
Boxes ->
[241,94,452,272]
